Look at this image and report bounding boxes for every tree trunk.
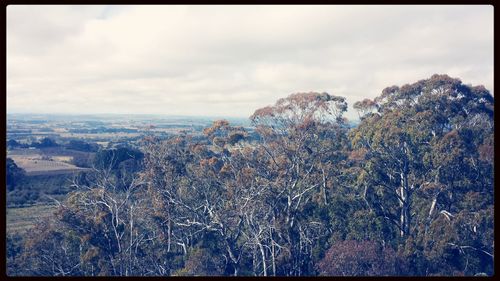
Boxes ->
[321,168,328,205]
[424,192,439,234]
[225,243,239,276]
[399,167,410,237]
[270,228,276,276]
[259,242,267,276]
[167,219,171,252]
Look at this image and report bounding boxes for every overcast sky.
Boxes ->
[7,5,493,119]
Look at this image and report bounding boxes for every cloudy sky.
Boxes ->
[7,5,493,119]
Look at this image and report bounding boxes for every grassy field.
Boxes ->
[9,155,87,175]
[6,204,58,235]
[51,155,73,162]
[11,156,86,175]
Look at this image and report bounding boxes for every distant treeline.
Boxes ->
[68,127,139,134]
[7,138,99,151]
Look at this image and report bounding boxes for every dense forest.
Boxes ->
[6,74,494,276]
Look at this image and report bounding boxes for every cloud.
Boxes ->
[7,5,493,119]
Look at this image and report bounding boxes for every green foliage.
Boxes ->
[31,137,59,148]
[7,173,73,206]
[7,139,26,148]
[66,140,99,152]
[6,158,26,191]
[176,247,225,276]
[317,240,397,276]
[350,74,494,276]
[94,147,143,170]
[6,233,25,276]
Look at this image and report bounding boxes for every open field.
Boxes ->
[25,168,91,176]
[51,156,73,162]
[6,204,58,235]
[9,155,88,175]
[8,151,72,163]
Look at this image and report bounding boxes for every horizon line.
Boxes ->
[6,112,251,118]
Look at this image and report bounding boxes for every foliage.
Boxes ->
[349,74,494,275]
[7,173,74,206]
[31,137,59,148]
[93,147,143,171]
[6,158,26,191]
[66,140,100,152]
[317,240,397,276]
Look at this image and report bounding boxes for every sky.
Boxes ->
[7,5,494,120]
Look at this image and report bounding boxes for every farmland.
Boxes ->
[6,113,229,208]
[6,204,58,235]
[8,150,90,176]
[9,155,88,175]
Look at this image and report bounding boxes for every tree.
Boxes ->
[317,240,397,276]
[7,139,21,149]
[92,147,144,191]
[176,247,225,276]
[71,153,94,168]
[21,163,165,276]
[6,158,25,191]
[350,74,494,275]
[21,212,89,276]
[93,147,143,171]
[66,140,99,152]
[35,137,59,148]
[249,92,350,276]
[353,98,377,119]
